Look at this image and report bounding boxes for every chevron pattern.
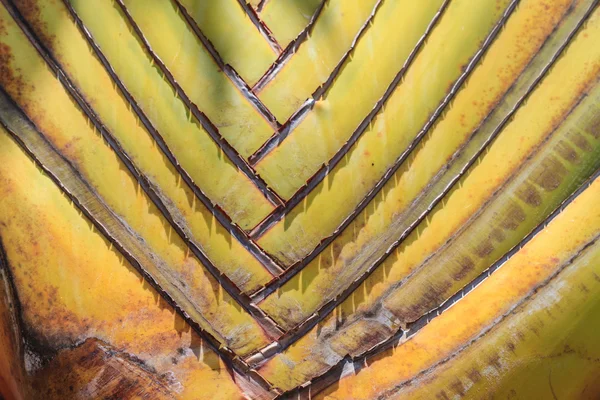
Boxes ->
[0,0,599,398]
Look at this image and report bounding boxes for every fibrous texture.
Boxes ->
[0,0,599,399]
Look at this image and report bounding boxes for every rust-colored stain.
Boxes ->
[31,338,176,399]
[0,0,600,399]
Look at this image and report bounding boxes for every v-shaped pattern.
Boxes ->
[0,0,599,397]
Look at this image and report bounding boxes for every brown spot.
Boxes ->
[398,280,453,324]
[554,140,580,164]
[473,239,494,258]
[500,202,526,231]
[436,390,451,400]
[468,368,482,383]
[489,228,506,243]
[506,341,516,353]
[488,353,503,371]
[577,109,600,139]
[13,0,58,53]
[563,344,575,354]
[450,379,466,396]
[570,131,593,152]
[530,155,567,192]
[452,256,475,281]
[0,43,16,86]
[515,181,542,207]
[0,16,6,36]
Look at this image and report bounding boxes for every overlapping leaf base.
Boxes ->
[0,0,599,399]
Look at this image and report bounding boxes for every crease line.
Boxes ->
[6,0,285,338]
[114,0,284,208]
[236,0,282,54]
[55,0,285,278]
[0,88,280,397]
[172,0,281,130]
[248,0,597,308]
[281,168,600,399]
[251,0,329,93]
[244,0,528,365]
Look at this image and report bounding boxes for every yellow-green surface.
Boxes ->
[256,4,600,386]
[260,171,600,391]
[0,0,598,398]
[261,0,322,48]
[254,0,515,207]
[0,4,270,356]
[257,0,550,267]
[122,0,276,158]
[0,126,245,400]
[319,176,600,399]
[67,0,275,229]
[178,0,276,85]
[257,0,379,121]
[13,0,273,293]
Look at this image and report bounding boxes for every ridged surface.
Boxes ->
[0,0,599,398]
